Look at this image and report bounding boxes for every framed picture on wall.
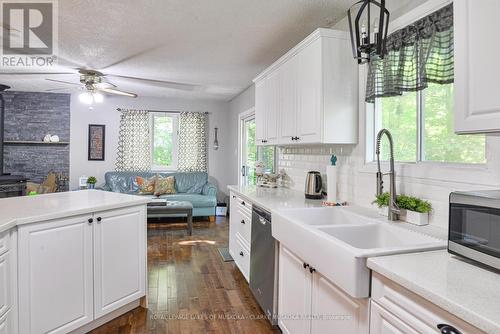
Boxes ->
[88,124,106,161]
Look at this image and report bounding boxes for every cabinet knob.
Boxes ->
[240,220,245,224]
[309,267,316,274]
[239,251,244,257]
[437,324,462,334]
[241,201,245,206]
[96,217,102,222]
[303,262,309,269]
[88,218,93,224]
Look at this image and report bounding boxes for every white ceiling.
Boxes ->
[0,0,416,101]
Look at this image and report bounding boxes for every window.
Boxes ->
[151,113,179,170]
[373,83,486,164]
[240,113,276,186]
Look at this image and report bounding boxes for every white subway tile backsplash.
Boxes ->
[277,144,496,230]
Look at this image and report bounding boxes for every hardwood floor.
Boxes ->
[90,216,280,334]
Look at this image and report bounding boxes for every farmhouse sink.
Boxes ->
[272,206,446,298]
[316,224,444,256]
[277,206,381,226]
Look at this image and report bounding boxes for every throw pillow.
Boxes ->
[154,175,176,196]
[136,176,156,195]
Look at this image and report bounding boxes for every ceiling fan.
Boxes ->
[45,69,138,105]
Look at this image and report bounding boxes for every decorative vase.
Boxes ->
[87,183,95,189]
[401,209,429,226]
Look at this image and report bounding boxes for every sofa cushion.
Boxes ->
[136,175,156,194]
[173,172,207,194]
[154,175,176,196]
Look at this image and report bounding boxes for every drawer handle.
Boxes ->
[303,262,309,269]
[239,251,244,257]
[88,218,93,224]
[240,220,245,224]
[241,201,245,206]
[437,324,462,334]
[96,217,102,222]
[309,267,316,274]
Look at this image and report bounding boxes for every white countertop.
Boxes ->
[0,190,149,234]
[368,250,500,334]
[227,185,324,212]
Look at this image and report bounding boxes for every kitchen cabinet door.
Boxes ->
[93,206,146,318]
[266,70,280,145]
[311,272,369,334]
[278,245,312,334]
[255,80,267,144]
[18,215,94,334]
[279,55,299,145]
[370,301,418,334]
[0,252,11,319]
[455,0,500,133]
[297,38,322,144]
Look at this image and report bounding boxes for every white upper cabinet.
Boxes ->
[454,0,500,133]
[254,28,358,145]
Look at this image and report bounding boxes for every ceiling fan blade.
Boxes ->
[94,81,116,89]
[105,74,201,92]
[0,72,75,75]
[45,87,74,92]
[99,87,137,98]
[45,78,81,86]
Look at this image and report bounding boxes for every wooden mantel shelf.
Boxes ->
[3,140,70,146]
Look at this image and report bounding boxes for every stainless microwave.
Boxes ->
[449,190,500,270]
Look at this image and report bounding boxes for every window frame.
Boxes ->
[370,85,485,165]
[150,112,179,171]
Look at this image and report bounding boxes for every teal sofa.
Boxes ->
[102,171,217,218]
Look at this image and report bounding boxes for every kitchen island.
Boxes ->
[0,190,149,334]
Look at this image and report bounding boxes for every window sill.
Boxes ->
[151,167,178,172]
[358,161,497,188]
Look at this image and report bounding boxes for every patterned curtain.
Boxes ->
[178,112,208,172]
[366,3,454,103]
[115,109,151,171]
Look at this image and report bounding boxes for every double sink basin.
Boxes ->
[272,206,446,298]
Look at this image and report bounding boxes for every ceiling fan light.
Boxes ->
[93,92,104,103]
[79,91,93,104]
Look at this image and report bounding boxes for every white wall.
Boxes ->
[70,94,231,199]
[227,85,255,187]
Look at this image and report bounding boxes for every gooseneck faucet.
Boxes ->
[375,129,400,221]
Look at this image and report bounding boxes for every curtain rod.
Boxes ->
[116,108,209,114]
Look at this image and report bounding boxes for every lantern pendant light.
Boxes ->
[347,0,390,64]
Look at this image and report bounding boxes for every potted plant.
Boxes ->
[373,193,432,225]
[397,195,432,226]
[373,192,390,216]
[87,176,97,189]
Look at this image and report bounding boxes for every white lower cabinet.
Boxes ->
[18,214,93,334]
[93,207,146,318]
[370,272,485,334]
[0,310,13,334]
[0,229,16,334]
[278,245,368,334]
[18,205,146,334]
[229,192,252,281]
[278,245,312,334]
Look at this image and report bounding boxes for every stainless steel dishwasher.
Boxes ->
[249,205,278,325]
